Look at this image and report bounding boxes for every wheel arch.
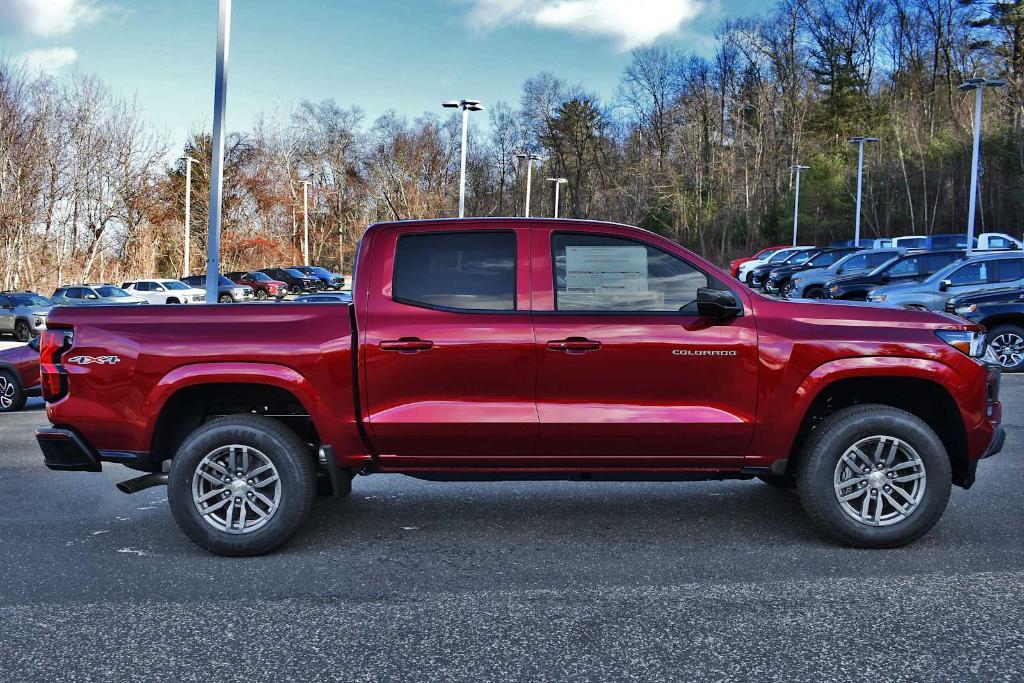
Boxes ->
[783,360,970,487]
[980,314,1024,332]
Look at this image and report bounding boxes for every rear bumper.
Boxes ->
[37,428,101,472]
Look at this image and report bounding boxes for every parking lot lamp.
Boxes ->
[179,156,198,277]
[442,99,484,218]
[547,178,567,218]
[206,0,231,304]
[959,77,1005,256]
[515,152,543,217]
[847,136,878,246]
[301,180,311,265]
[789,165,809,247]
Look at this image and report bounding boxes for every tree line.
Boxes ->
[2,0,1022,293]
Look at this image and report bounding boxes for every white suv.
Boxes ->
[122,279,206,304]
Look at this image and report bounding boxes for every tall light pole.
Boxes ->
[790,164,809,247]
[515,152,543,217]
[547,177,567,218]
[959,77,1005,256]
[300,180,311,265]
[179,156,198,276]
[442,99,484,218]
[847,136,878,246]
[206,0,231,304]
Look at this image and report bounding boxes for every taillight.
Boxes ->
[40,330,73,402]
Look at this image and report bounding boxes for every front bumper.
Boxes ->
[37,428,101,472]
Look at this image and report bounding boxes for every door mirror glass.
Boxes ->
[696,288,741,319]
[939,279,951,292]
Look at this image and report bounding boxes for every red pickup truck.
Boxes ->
[36,219,1005,555]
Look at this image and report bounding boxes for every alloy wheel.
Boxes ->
[15,321,30,342]
[833,435,926,527]
[990,332,1024,369]
[192,444,282,534]
[0,376,14,409]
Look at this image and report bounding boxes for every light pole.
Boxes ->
[300,180,311,265]
[442,99,484,218]
[179,156,198,277]
[847,136,878,246]
[789,165,809,247]
[547,177,567,218]
[959,77,1005,256]
[515,152,543,217]
[206,0,231,304]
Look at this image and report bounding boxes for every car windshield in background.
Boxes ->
[807,252,839,267]
[164,281,190,290]
[11,293,53,306]
[248,272,273,281]
[309,267,333,277]
[768,250,794,263]
[789,251,814,265]
[869,256,903,275]
[95,286,129,298]
[218,276,235,286]
[285,269,307,278]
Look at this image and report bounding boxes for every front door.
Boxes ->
[532,229,758,466]
[0,295,13,333]
[361,226,537,466]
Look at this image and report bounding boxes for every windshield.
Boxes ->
[95,286,130,298]
[868,256,903,276]
[767,250,795,263]
[284,269,307,278]
[218,276,235,286]
[10,293,52,307]
[807,251,841,267]
[309,267,332,277]
[248,272,272,281]
[163,281,190,290]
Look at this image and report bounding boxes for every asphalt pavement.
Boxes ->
[0,377,1021,681]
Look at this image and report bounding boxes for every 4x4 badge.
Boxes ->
[66,355,121,365]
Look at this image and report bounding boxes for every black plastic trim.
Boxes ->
[37,428,101,472]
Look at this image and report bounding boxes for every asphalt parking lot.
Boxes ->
[0,376,1021,681]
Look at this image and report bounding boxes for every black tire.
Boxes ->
[14,320,31,342]
[804,285,827,299]
[291,285,302,295]
[255,289,268,301]
[166,298,180,304]
[167,415,316,556]
[987,324,1024,372]
[0,370,26,412]
[757,473,796,489]
[218,294,233,304]
[796,404,951,548]
[745,272,755,286]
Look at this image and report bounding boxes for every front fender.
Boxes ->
[747,356,965,467]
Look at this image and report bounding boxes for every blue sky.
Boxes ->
[2,0,765,153]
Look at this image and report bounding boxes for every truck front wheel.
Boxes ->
[168,415,316,556]
[796,404,951,548]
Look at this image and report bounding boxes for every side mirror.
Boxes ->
[696,288,742,320]
[939,279,951,292]
[836,268,844,275]
[86,293,99,300]
[880,272,891,282]
[28,336,40,352]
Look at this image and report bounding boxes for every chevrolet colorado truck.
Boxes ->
[36,219,1005,556]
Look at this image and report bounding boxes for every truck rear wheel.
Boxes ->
[796,404,951,548]
[167,415,316,556]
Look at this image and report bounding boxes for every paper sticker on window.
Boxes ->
[565,246,648,293]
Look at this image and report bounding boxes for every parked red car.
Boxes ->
[224,271,288,300]
[0,336,40,412]
[36,219,1004,555]
[730,245,790,277]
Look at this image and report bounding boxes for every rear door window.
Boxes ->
[995,259,1024,282]
[889,257,920,277]
[393,231,517,312]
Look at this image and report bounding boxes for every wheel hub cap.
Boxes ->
[192,445,281,534]
[990,333,1024,368]
[833,435,927,527]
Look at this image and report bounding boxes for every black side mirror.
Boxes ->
[938,279,951,292]
[696,288,741,320]
[28,336,40,351]
[880,272,891,282]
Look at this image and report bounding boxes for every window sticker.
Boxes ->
[565,246,648,294]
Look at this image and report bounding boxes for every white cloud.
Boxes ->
[20,46,78,74]
[463,0,705,50]
[0,0,102,37]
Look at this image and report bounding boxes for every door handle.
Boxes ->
[379,337,434,353]
[546,337,601,354]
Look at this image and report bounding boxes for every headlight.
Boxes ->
[954,304,977,315]
[935,330,987,357]
[829,284,839,292]
[34,316,44,326]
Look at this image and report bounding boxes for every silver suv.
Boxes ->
[868,253,1024,310]
[0,292,53,341]
[785,249,902,299]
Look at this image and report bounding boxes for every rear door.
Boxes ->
[993,258,1024,288]
[0,295,12,333]
[531,227,758,466]
[361,225,537,465]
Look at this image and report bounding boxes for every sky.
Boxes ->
[0,0,765,154]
